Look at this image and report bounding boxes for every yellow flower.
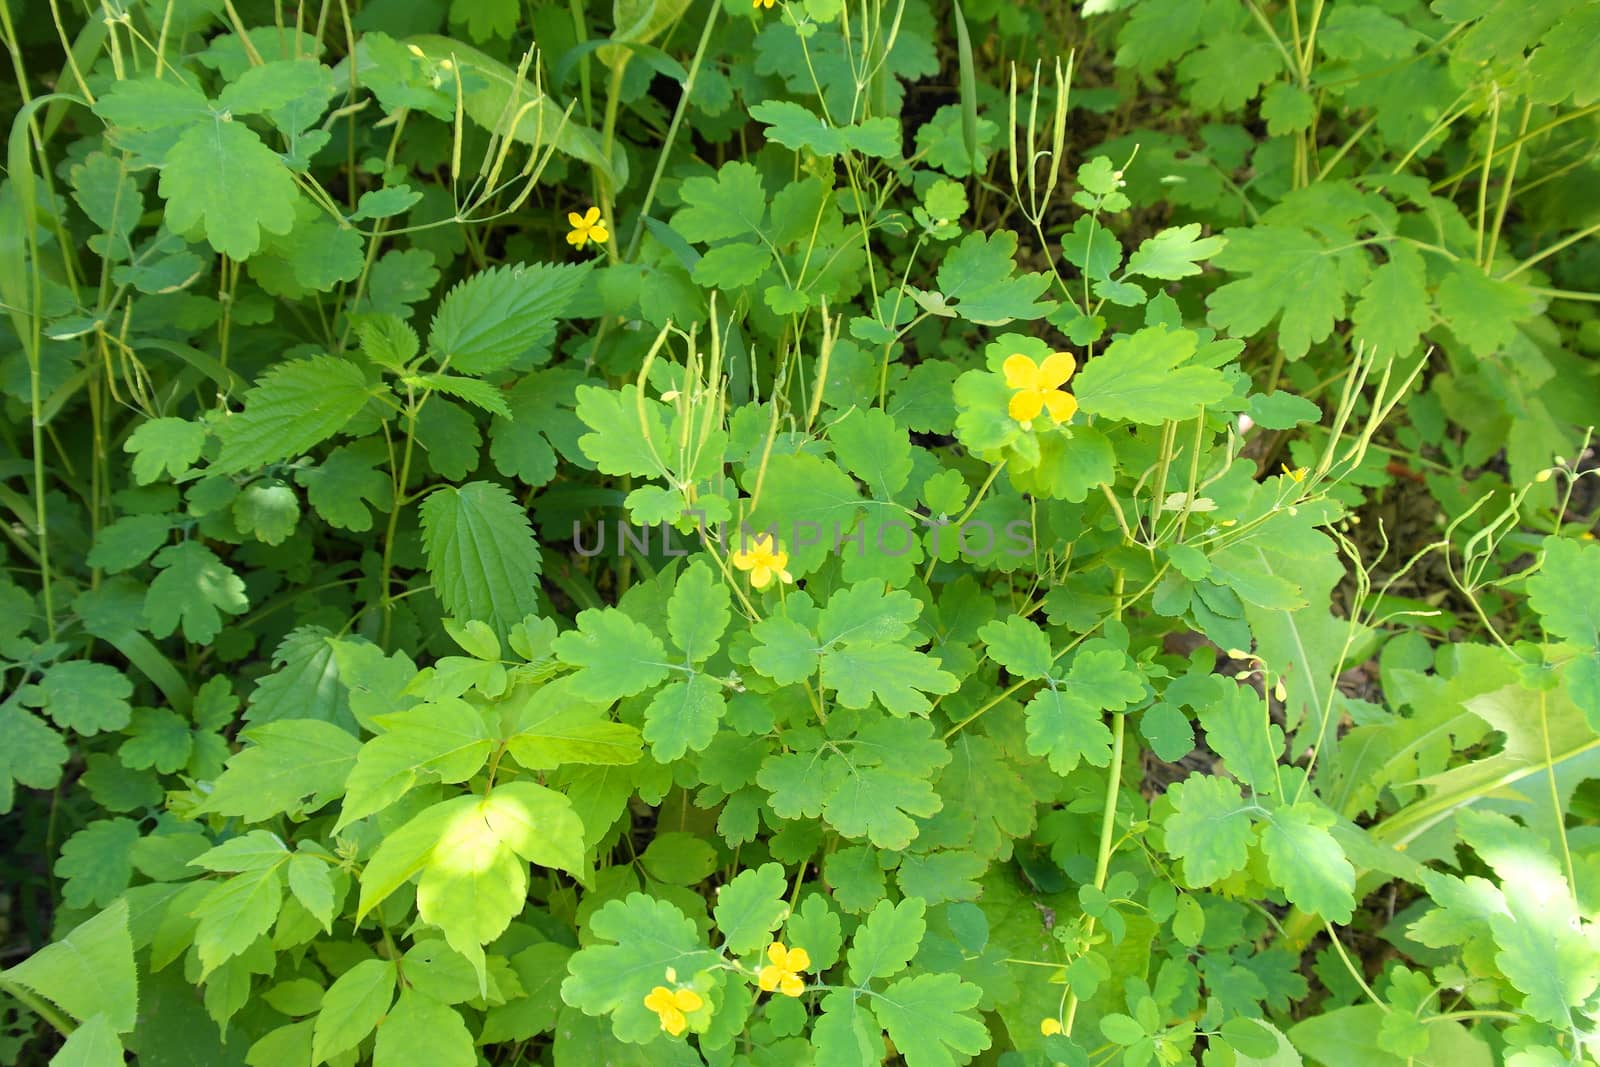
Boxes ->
[753,0,776,8]
[1040,1017,1063,1036]
[566,206,609,248]
[1281,462,1308,483]
[757,941,810,997]
[643,985,704,1036]
[730,533,792,589]
[1002,352,1078,425]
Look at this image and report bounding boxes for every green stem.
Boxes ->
[1062,570,1127,1038]
[624,0,721,260]
[0,974,76,1036]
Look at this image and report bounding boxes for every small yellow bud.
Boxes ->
[1040,1017,1063,1036]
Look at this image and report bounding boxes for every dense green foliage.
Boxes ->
[2,0,1598,1064]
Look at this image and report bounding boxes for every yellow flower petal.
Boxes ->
[750,565,772,589]
[1009,389,1044,423]
[758,965,782,991]
[766,943,787,967]
[673,988,704,1012]
[591,223,610,244]
[1038,352,1077,389]
[566,230,587,247]
[785,947,811,972]
[644,986,675,1012]
[1002,354,1040,389]
[661,1007,687,1036]
[1043,390,1078,423]
[779,972,805,997]
[584,206,602,224]
[568,211,587,228]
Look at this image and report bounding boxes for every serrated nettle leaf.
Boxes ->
[420,482,543,639]
[429,262,589,373]
[214,355,372,473]
[5,899,138,1031]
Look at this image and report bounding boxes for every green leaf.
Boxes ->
[352,184,423,220]
[119,708,192,773]
[554,608,672,701]
[414,373,512,417]
[245,625,352,730]
[214,355,371,473]
[217,58,335,132]
[895,850,985,904]
[692,242,772,289]
[815,990,884,1066]
[420,482,543,639]
[1351,240,1429,363]
[670,161,766,243]
[86,513,171,573]
[124,417,206,485]
[428,262,589,373]
[55,819,140,909]
[936,230,1057,325]
[713,862,789,955]
[847,897,926,986]
[1207,226,1352,360]
[296,440,393,532]
[871,973,990,1067]
[830,408,913,500]
[1024,646,1142,774]
[1124,223,1226,280]
[48,1014,125,1066]
[372,988,475,1067]
[1259,82,1316,134]
[1457,809,1600,1029]
[92,76,210,130]
[820,717,950,850]
[201,719,362,822]
[25,661,131,735]
[978,616,1054,680]
[6,899,137,1031]
[312,958,396,1063]
[1074,325,1230,424]
[643,674,725,762]
[560,894,721,1043]
[742,453,864,575]
[145,542,249,643]
[70,152,142,262]
[286,852,337,930]
[667,559,732,662]
[1259,801,1355,922]
[573,384,672,478]
[748,101,901,158]
[1164,774,1256,886]
[822,643,959,716]
[159,119,299,259]
[1196,679,1283,793]
[1527,536,1600,722]
[360,781,585,933]
[505,678,644,768]
[1529,4,1600,106]
[191,864,285,975]
[786,894,845,971]
[232,482,300,545]
[337,698,494,829]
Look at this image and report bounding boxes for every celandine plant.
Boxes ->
[0,1,1598,1066]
